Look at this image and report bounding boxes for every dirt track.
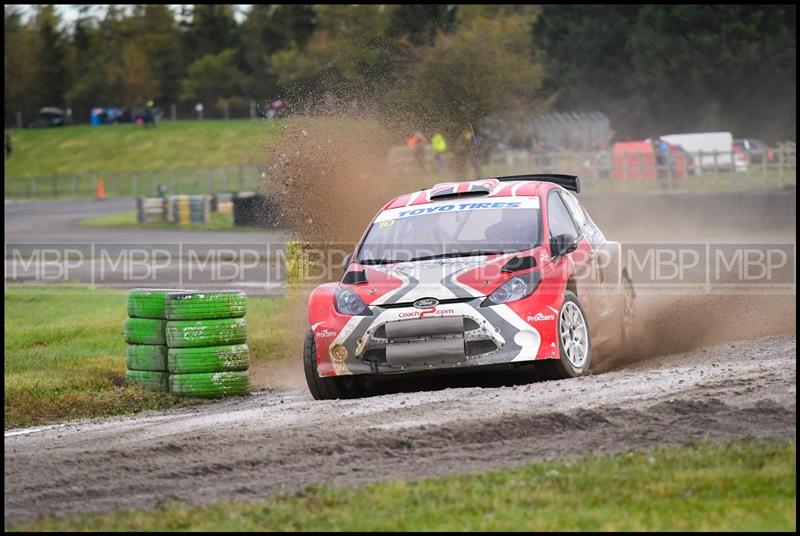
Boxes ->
[4,333,795,525]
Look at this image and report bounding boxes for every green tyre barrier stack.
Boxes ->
[165,318,247,348]
[169,371,249,398]
[124,288,178,392]
[127,289,192,319]
[124,318,167,345]
[125,370,169,391]
[164,291,246,320]
[165,291,250,398]
[126,344,168,371]
[168,344,250,374]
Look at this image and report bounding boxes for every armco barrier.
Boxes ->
[232,192,283,228]
[136,196,168,223]
[168,194,210,225]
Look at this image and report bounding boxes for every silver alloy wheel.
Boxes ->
[560,301,589,369]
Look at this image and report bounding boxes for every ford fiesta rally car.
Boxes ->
[304,174,636,399]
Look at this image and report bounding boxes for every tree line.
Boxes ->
[4,5,795,142]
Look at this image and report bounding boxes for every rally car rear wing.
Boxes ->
[497,174,581,193]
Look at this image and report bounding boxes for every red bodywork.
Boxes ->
[308,178,622,378]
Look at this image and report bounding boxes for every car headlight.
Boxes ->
[482,271,541,306]
[334,287,372,316]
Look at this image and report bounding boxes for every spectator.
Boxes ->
[144,100,156,128]
[406,130,428,170]
[431,132,447,173]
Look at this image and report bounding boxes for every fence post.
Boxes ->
[16,111,23,128]
[171,104,177,122]
[762,146,768,187]
[713,150,720,187]
[223,101,230,120]
[30,177,36,198]
[778,145,784,187]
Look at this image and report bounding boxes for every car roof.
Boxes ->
[383,178,557,210]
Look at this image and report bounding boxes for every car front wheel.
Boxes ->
[303,328,365,400]
[541,290,592,380]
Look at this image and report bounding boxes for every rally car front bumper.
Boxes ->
[316,299,547,377]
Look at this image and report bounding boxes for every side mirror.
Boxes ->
[342,252,353,270]
[552,234,578,257]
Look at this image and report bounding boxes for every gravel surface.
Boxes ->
[4,334,795,524]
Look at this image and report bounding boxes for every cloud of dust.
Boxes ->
[250,103,431,389]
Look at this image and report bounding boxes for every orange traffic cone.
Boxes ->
[96,178,106,200]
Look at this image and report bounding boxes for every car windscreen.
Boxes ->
[356,198,541,264]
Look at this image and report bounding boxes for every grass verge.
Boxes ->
[8,438,795,531]
[4,119,280,176]
[4,285,291,429]
[76,210,265,232]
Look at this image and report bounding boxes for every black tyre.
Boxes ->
[542,290,592,380]
[169,371,249,398]
[127,289,185,319]
[124,318,167,345]
[125,370,169,392]
[165,291,246,320]
[303,328,365,400]
[168,344,250,374]
[126,344,168,371]
[165,318,247,348]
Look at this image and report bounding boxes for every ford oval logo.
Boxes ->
[413,298,439,309]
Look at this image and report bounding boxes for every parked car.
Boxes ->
[734,138,778,165]
[28,107,65,128]
[304,173,636,399]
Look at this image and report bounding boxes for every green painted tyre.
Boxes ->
[165,318,247,348]
[124,318,167,345]
[168,344,250,373]
[169,371,249,398]
[127,289,187,319]
[165,291,246,320]
[126,370,169,392]
[126,344,168,371]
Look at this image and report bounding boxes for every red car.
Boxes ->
[304,174,636,399]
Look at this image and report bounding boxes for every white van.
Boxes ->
[660,131,737,171]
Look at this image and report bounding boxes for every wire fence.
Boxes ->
[5,143,796,200]
[4,165,264,200]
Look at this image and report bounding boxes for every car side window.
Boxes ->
[548,191,578,240]
[560,191,589,232]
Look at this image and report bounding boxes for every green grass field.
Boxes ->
[4,285,293,429]
[9,438,795,531]
[76,210,265,232]
[4,120,280,176]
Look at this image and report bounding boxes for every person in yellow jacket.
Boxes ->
[431,132,447,173]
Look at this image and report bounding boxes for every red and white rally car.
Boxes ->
[304,174,635,399]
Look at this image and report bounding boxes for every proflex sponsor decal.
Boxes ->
[374,196,540,223]
[316,328,337,338]
[527,312,555,323]
[398,306,456,319]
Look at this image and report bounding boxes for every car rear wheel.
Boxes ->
[303,328,365,400]
[542,291,592,380]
